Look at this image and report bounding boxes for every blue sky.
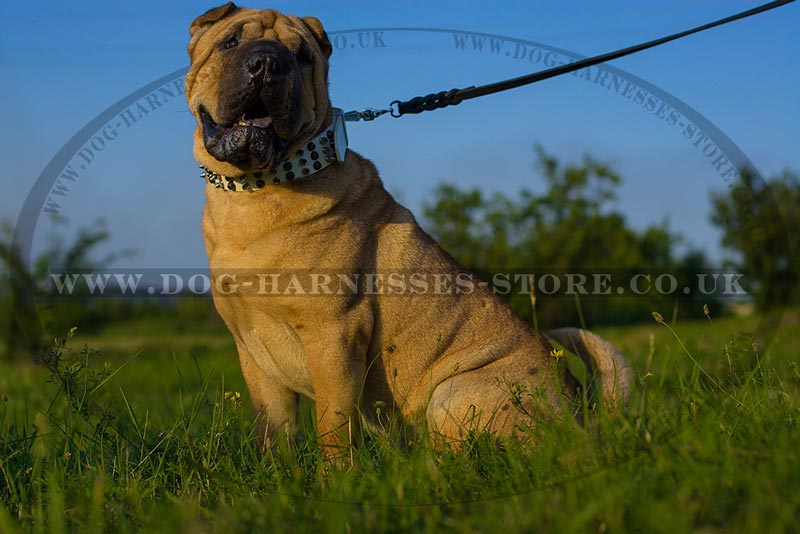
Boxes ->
[1,0,797,270]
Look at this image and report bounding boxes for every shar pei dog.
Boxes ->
[185,3,631,460]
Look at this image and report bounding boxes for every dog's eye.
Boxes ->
[296,42,313,65]
[222,34,239,50]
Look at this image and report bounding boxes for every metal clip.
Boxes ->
[343,107,391,122]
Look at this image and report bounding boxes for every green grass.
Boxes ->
[1,308,799,532]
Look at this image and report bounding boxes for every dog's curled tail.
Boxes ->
[546,327,632,408]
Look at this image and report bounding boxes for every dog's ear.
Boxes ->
[301,16,332,59]
[188,2,239,54]
[190,2,238,37]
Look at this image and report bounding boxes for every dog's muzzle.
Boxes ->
[199,40,303,169]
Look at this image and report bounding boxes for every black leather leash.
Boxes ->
[344,0,795,122]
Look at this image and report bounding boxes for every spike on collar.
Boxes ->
[199,109,348,192]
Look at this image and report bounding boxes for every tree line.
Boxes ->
[1,147,797,357]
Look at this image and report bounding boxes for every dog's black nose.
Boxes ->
[246,51,279,78]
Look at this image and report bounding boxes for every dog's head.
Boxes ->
[185,3,332,176]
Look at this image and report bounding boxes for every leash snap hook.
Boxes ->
[343,107,391,122]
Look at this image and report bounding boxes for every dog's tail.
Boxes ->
[546,328,632,408]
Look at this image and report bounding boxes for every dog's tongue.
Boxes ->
[239,114,272,128]
[240,102,272,128]
[248,116,272,128]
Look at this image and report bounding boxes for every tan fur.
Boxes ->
[186,6,631,458]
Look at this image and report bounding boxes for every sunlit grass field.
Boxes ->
[1,306,798,532]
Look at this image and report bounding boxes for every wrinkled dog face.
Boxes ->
[186,3,333,176]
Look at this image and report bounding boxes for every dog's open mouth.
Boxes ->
[237,101,273,128]
[200,101,281,169]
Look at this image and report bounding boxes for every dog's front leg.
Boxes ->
[236,341,299,451]
[307,323,370,464]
